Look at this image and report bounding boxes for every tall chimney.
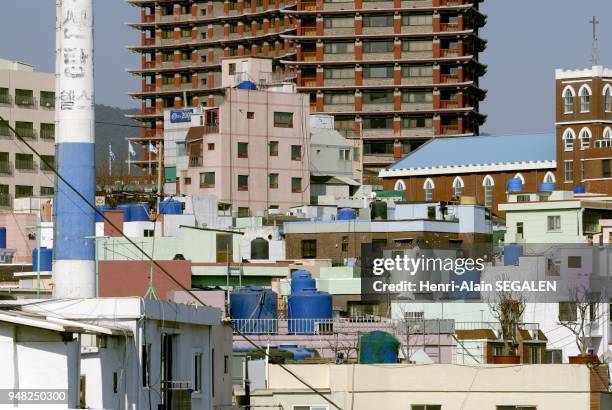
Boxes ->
[53,0,96,298]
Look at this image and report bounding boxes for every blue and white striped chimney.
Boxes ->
[53,0,96,298]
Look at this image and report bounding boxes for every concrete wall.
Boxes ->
[0,212,36,263]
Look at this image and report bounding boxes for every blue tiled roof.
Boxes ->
[389,132,556,170]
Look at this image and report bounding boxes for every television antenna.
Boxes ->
[590,16,600,66]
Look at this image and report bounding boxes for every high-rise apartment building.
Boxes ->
[127,0,297,173]
[0,59,56,208]
[127,0,487,183]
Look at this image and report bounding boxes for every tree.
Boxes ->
[489,288,525,356]
[558,286,603,356]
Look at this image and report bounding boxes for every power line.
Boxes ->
[0,113,344,410]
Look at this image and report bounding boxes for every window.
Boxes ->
[0,88,9,104]
[269,173,279,189]
[15,89,34,106]
[269,141,279,156]
[558,302,577,322]
[402,65,432,78]
[543,171,555,184]
[604,86,612,112]
[238,175,249,191]
[200,172,215,188]
[547,349,562,364]
[402,40,433,52]
[363,41,394,53]
[325,17,354,28]
[193,352,203,393]
[208,143,215,151]
[341,236,349,252]
[274,112,293,128]
[483,176,494,208]
[40,187,54,196]
[517,222,524,235]
[15,122,34,138]
[564,160,573,182]
[402,116,432,129]
[579,128,591,150]
[339,149,350,161]
[402,91,433,104]
[40,123,55,140]
[579,85,591,112]
[603,159,611,178]
[423,178,434,201]
[411,406,441,410]
[402,14,433,26]
[184,177,191,185]
[301,240,317,258]
[237,207,250,217]
[224,355,229,374]
[15,185,33,199]
[547,215,561,232]
[291,145,302,161]
[364,15,393,27]
[144,229,154,237]
[568,255,582,269]
[15,153,34,170]
[363,91,393,104]
[325,67,354,80]
[247,111,254,119]
[363,66,394,79]
[394,179,406,191]
[40,91,55,108]
[427,206,436,220]
[563,86,575,113]
[142,344,151,387]
[238,142,248,158]
[453,177,464,198]
[292,177,302,193]
[40,155,55,171]
[324,93,354,105]
[324,42,354,54]
[563,129,575,151]
[599,128,612,148]
[496,407,536,410]
[363,117,392,129]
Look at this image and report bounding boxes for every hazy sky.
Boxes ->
[0,0,610,134]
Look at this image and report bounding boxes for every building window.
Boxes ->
[269,141,279,156]
[208,143,215,151]
[247,111,254,119]
[301,239,317,258]
[325,67,354,80]
[15,185,33,198]
[274,112,293,128]
[40,91,55,108]
[237,207,250,217]
[547,215,561,232]
[324,42,354,54]
[402,14,433,26]
[402,91,433,104]
[363,117,393,130]
[579,128,591,150]
[15,89,34,106]
[483,175,494,208]
[558,302,577,322]
[363,91,393,104]
[291,145,302,161]
[40,123,55,140]
[291,177,302,193]
[200,172,215,188]
[543,171,555,184]
[324,92,354,105]
[453,177,464,198]
[339,149,350,161]
[0,88,9,105]
[193,352,203,393]
[564,160,573,182]
[402,65,433,78]
[40,155,55,171]
[563,129,575,151]
[423,178,434,202]
[598,128,612,148]
[579,85,591,112]
[15,122,34,139]
[363,40,394,53]
[238,175,249,191]
[402,40,433,52]
[517,222,524,235]
[364,14,393,27]
[269,173,279,189]
[604,86,612,112]
[40,187,54,196]
[237,142,248,158]
[567,255,582,269]
[325,16,354,28]
[184,177,191,185]
[394,179,406,191]
[603,159,611,178]
[363,66,394,79]
[402,116,432,129]
[15,153,34,170]
[563,86,575,113]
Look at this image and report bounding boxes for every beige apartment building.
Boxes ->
[251,364,611,410]
[0,59,56,208]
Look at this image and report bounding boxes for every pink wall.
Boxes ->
[0,213,37,263]
[98,260,191,300]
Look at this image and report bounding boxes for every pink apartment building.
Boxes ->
[177,57,310,216]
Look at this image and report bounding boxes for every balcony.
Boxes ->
[302,52,318,61]
[300,77,317,87]
[323,27,354,36]
[15,158,35,171]
[440,74,458,83]
[189,157,202,167]
[142,38,156,46]
[440,48,459,58]
[401,0,433,7]
[362,128,395,137]
[440,125,460,135]
[440,23,460,32]
[361,0,394,9]
[439,0,464,5]
[15,127,35,140]
[324,103,354,113]
[0,162,11,175]
[439,99,461,109]
[363,103,394,112]
[0,194,11,208]
[142,107,158,115]
[0,94,11,105]
[15,96,35,107]
[300,27,317,36]
[142,14,155,23]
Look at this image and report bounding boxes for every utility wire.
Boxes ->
[0,114,344,410]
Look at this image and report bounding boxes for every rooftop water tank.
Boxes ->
[251,237,269,260]
[237,80,257,90]
[159,199,183,215]
[539,182,555,192]
[370,201,388,220]
[358,331,399,364]
[573,185,586,194]
[503,244,523,266]
[95,204,112,223]
[0,227,6,249]
[230,286,278,334]
[130,203,150,222]
[116,204,132,222]
[507,178,523,193]
[32,247,53,272]
[287,288,332,334]
[338,208,357,221]
[290,270,316,294]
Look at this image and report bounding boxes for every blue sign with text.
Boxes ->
[170,109,194,123]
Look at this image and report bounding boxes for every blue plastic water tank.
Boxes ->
[95,205,112,222]
[159,199,183,215]
[116,204,132,222]
[290,270,316,294]
[359,331,399,364]
[32,247,53,272]
[338,208,357,221]
[237,80,257,90]
[573,185,586,194]
[503,244,523,266]
[130,203,150,222]
[507,178,523,193]
[230,286,278,334]
[0,227,6,248]
[449,269,481,300]
[287,288,333,334]
[539,182,555,192]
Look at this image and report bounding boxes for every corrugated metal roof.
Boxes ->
[389,132,556,170]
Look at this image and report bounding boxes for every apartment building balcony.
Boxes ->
[363,78,395,86]
[401,102,433,111]
[440,23,460,32]
[440,73,459,84]
[362,27,394,36]
[401,25,434,34]
[439,124,460,135]
[363,52,394,61]
[323,27,355,36]
[401,76,433,85]
[0,162,12,175]
[439,99,461,109]
[362,128,395,137]
[142,38,156,46]
[440,48,460,58]
[363,153,394,164]
[401,0,433,7]
[363,103,394,112]
[401,50,433,59]
[323,103,355,113]
[361,1,394,9]
[321,52,354,62]
[439,0,465,6]
[0,194,12,208]
[401,127,435,137]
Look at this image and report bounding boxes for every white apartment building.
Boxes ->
[0,59,56,207]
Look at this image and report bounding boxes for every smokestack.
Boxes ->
[53,0,96,298]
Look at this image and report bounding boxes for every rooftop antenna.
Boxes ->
[590,16,600,66]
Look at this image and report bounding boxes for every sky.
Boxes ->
[0,0,610,135]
